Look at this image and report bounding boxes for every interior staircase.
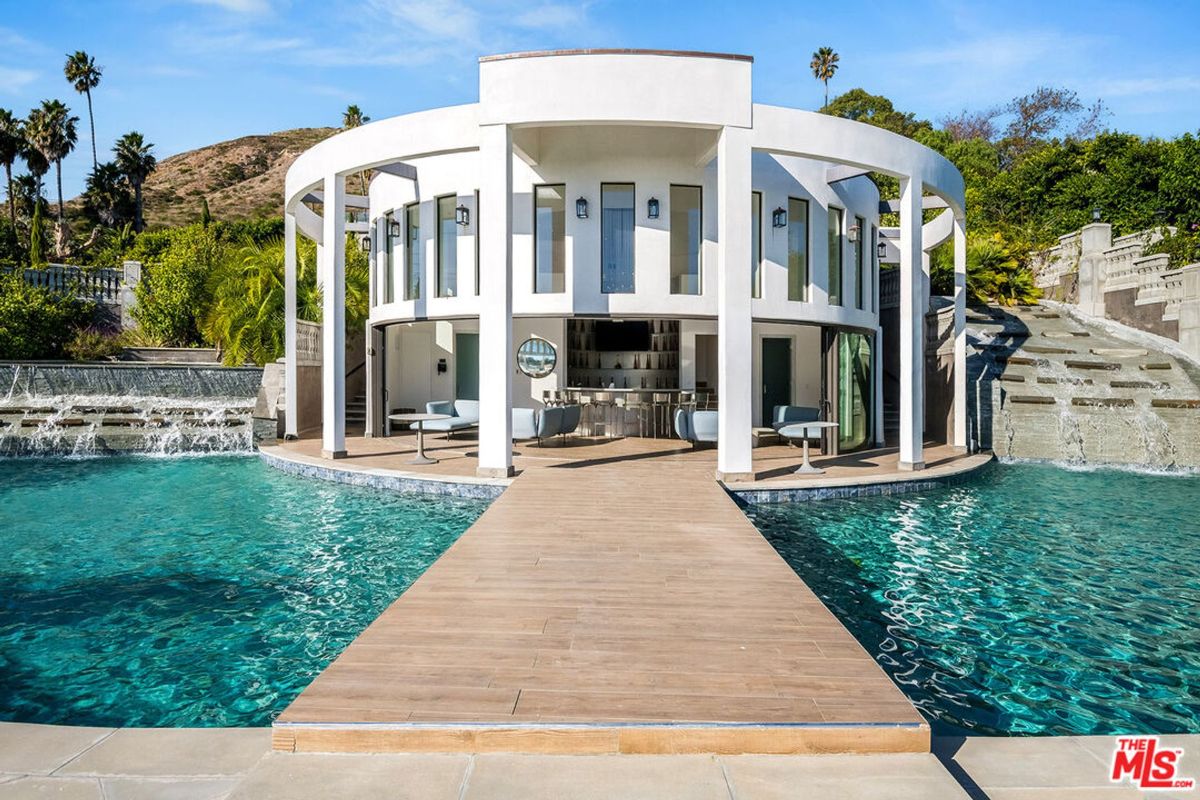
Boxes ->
[346,392,366,431]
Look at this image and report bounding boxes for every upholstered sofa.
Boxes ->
[421,400,480,438]
[771,405,821,432]
[674,408,719,444]
[512,405,582,444]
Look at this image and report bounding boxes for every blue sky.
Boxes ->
[2,0,1197,199]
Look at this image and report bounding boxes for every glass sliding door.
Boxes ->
[404,202,421,300]
[827,206,843,306]
[787,197,808,301]
[837,331,872,452]
[601,183,635,293]
[436,195,457,297]
[534,184,565,293]
[669,185,701,295]
[751,192,762,298]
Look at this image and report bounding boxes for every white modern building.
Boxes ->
[282,49,967,480]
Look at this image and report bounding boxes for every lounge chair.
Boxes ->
[771,405,821,432]
[674,408,718,444]
[421,400,480,439]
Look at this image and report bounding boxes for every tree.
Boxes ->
[28,201,45,266]
[1000,87,1107,162]
[342,105,370,194]
[64,51,102,171]
[821,88,932,138]
[84,162,131,227]
[941,107,1000,142]
[21,136,48,200]
[200,197,212,227]
[132,224,224,344]
[810,47,839,109]
[0,109,21,228]
[0,273,94,359]
[25,99,78,224]
[114,131,156,232]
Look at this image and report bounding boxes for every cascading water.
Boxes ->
[0,364,261,457]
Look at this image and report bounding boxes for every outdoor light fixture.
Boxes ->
[772,207,787,228]
[1092,207,1102,222]
[360,236,371,253]
[877,240,888,260]
[647,197,660,219]
[848,224,861,243]
[576,197,589,219]
[388,219,402,238]
[456,204,469,226]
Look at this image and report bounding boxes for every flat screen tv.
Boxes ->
[594,321,650,352]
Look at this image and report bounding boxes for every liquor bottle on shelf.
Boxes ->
[633,353,640,369]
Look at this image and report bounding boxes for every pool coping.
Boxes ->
[727,452,994,504]
[258,443,509,500]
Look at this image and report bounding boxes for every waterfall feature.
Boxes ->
[969,305,1200,471]
[0,363,262,457]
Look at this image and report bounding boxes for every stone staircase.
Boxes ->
[967,303,1200,469]
[346,392,366,430]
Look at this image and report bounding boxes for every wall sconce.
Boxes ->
[360,235,371,253]
[388,219,402,238]
[1091,207,1102,223]
[576,197,589,219]
[772,207,787,228]
[456,204,470,226]
[848,224,860,243]
[437,358,447,374]
[877,239,888,259]
[647,197,660,219]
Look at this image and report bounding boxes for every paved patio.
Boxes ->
[1,723,1187,798]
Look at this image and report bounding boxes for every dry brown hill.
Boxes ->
[139,127,338,228]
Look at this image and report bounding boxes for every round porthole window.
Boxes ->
[516,338,557,378]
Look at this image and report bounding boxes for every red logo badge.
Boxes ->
[1111,736,1196,790]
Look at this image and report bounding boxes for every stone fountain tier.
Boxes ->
[969,304,1200,470]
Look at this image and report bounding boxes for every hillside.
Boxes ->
[139,127,338,228]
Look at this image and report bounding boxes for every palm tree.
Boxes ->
[810,47,840,109]
[113,131,156,232]
[84,162,128,226]
[342,105,370,193]
[64,51,102,171]
[0,109,22,228]
[25,100,78,224]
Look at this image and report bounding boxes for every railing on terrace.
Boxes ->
[879,268,899,309]
[296,319,322,367]
[2,264,122,302]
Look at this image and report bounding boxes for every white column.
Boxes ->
[321,174,347,459]
[365,322,382,438]
[898,177,924,470]
[716,126,753,481]
[476,124,514,478]
[952,214,968,451]
[284,211,298,439]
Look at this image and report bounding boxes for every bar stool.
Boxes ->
[593,391,615,438]
[651,392,673,438]
[577,392,594,436]
[623,392,648,438]
[543,389,555,407]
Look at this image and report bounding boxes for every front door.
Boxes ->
[761,337,791,427]
[455,333,479,401]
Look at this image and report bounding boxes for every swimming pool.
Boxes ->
[0,456,485,727]
[750,462,1200,736]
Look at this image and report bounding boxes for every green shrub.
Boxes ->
[64,327,126,361]
[0,274,95,359]
[1145,228,1200,268]
[132,224,226,345]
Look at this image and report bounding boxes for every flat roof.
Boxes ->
[480,48,753,63]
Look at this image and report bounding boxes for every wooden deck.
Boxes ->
[272,434,941,755]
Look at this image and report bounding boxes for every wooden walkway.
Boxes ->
[273,450,929,754]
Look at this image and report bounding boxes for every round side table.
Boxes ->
[388,413,451,465]
[778,421,840,475]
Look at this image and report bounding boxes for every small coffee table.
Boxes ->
[388,413,451,465]
[778,421,840,475]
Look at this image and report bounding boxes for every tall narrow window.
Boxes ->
[384,211,397,304]
[404,202,421,301]
[436,195,457,298]
[751,192,763,299]
[787,197,809,302]
[669,185,701,295]
[827,206,843,306]
[601,183,635,293]
[474,190,480,296]
[870,223,878,312]
[854,214,866,310]
[534,184,565,293]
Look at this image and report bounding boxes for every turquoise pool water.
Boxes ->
[749,463,1200,736]
[0,456,485,727]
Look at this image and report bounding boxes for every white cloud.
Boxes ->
[0,66,38,94]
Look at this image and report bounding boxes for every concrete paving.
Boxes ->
[5,722,1196,798]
